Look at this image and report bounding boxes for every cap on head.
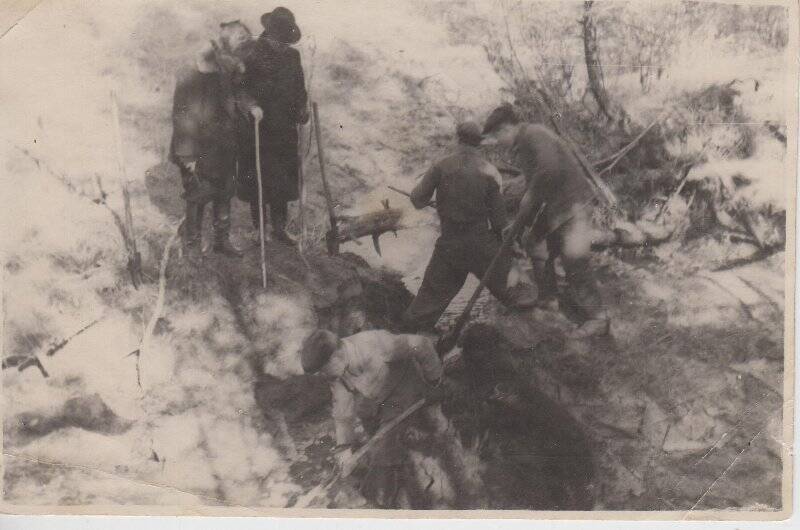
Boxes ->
[261,6,301,44]
[219,20,252,49]
[456,121,483,147]
[482,103,521,135]
[301,329,339,374]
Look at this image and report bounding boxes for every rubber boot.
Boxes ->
[271,204,297,247]
[567,315,611,339]
[183,201,204,261]
[214,235,244,258]
[250,200,262,231]
[563,257,610,339]
[532,256,559,310]
[212,202,243,258]
[504,283,539,312]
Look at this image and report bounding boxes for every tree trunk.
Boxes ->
[581,1,614,122]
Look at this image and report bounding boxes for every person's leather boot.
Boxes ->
[213,237,244,258]
[250,201,264,231]
[271,216,297,247]
[182,202,204,261]
[183,238,202,262]
[213,208,244,258]
[504,284,538,312]
[567,317,611,340]
[535,297,560,312]
[272,229,297,247]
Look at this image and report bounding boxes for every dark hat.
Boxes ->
[482,103,521,135]
[456,121,483,146]
[301,330,339,374]
[261,6,301,44]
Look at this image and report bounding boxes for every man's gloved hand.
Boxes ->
[182,160,197,175]
[425,376,446,403]
[251,106,264,122]
[333,445,355,476]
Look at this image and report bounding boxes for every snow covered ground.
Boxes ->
[0,0,792,511]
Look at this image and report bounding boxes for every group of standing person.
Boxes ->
[169,6,306,258]
[169,5,607,508]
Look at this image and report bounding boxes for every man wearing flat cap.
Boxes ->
[401,121,538,333]
[482,103,609,338]
[238,6,309,246]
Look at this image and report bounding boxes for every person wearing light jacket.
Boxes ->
[301,329,470,508]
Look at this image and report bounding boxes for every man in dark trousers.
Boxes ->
[402,121,537,333]
[169,21,252,258]
[239,6,309,246]
[482,103,609,338]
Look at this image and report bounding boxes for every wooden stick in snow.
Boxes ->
[312,102,340,256]
[110,90,143,288]
[137,219,183,390]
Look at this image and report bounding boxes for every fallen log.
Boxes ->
[331,200,407,255]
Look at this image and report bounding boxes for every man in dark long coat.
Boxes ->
[169,21,253,258]
[238,7,309,246]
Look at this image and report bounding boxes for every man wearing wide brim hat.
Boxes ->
[260,6,301,44]
[238,6,308,247]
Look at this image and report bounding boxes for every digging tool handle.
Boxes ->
[436,203,546,355]
[328,396,428,486]
[254,118,268,289]
[388,185,436,208]
[312,102,340,255]
[297,122,306,254]
[387,185,412,199]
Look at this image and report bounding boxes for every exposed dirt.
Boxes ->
[451,249,784,511]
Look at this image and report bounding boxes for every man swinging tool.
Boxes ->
[401,121,538,333]
[300,329,479,509]
[482,103,610,338]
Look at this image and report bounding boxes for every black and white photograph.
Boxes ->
[0,0,795,518]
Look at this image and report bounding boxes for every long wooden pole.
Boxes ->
[297,122,306,254]
[387,185,436,208]
[254,118,268,288]
[110,89,142,287]
[312,102,339,255]
[436,203,546,355]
